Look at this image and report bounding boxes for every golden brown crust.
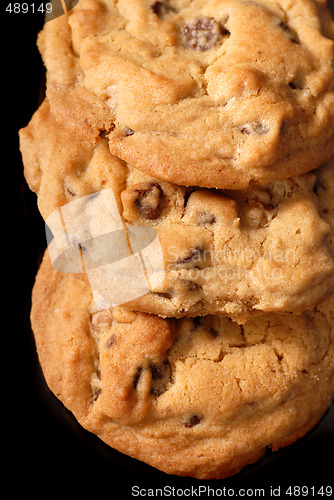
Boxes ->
[36,0,334,189]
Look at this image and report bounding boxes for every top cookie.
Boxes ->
[38,0,334,189]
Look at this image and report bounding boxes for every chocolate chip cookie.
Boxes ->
[30,251,334,479]
[19,100,334,320]
[37,0,334,189]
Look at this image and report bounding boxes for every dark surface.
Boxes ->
[4,1,334,496]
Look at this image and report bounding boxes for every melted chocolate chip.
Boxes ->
[184,414,203,428]
[135,183,163,220]
[150,360,171,396]
[151,1,175,18]
[182,17,228,51]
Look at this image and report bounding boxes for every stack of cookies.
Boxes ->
[19,0,334,479]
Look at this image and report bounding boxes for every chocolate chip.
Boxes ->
[182,17,228,51]
[151,1,175,18]
[184,414,203,428]
[241,122,269,135]
[124,128,135,136]
[135,183,163,220]
[150,360,171,396]
[289,79,302,90]
[133,367,143,389]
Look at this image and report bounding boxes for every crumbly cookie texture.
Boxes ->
[31,252,334,479]
[19,100,334,320]
[37,0,334,189]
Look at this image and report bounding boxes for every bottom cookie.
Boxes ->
[31,252,334,479]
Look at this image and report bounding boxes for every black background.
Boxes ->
[4,0,334,496]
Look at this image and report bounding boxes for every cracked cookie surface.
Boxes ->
[31,252,334,479]
[37,0,334,189]
[20,100,334,320]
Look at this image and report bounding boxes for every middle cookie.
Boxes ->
[20,100,334,321]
